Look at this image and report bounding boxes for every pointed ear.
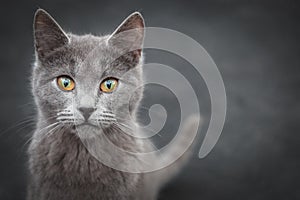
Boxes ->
[33,9,69,58]
[108,12,145,61]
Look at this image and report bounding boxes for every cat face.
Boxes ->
[32,9,145,136]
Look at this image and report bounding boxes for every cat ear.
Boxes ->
[33,9,69,58]
[108,12,145,61]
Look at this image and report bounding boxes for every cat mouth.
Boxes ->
[76,122,99,128]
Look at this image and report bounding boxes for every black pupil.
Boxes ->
[63,79,69,87]
[106,81,112,89]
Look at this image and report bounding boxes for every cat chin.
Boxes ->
[72,124,104,139]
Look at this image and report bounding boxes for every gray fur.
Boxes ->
[27,9,199,200]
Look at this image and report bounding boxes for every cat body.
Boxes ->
[27,9,199,200]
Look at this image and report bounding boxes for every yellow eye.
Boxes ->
[57,76,75,91]
[100,78,118,93]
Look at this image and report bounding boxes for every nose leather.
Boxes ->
[78,107,96,120]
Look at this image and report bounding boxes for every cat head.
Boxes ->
[32,9,145,136]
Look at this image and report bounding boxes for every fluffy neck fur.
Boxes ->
[28,127,145,200]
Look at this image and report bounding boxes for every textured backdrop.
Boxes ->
[0,0,299,199]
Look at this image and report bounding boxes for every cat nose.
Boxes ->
[78,107,96,120]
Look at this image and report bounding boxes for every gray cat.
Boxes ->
[27,9,199,200]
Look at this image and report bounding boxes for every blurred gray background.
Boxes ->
[0,0,299,199]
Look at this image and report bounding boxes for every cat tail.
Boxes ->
[146,115,201,191]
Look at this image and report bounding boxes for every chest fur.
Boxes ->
[28,131,143,199]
